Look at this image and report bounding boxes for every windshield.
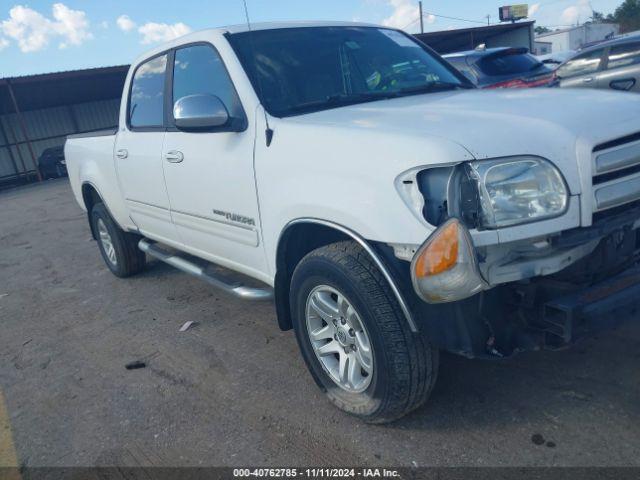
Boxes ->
[478,51,544,76]
[228,26,469,117]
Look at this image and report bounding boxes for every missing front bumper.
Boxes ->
[538,265,640,347]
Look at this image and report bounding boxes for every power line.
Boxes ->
[401,17,421,30]
[422,11,488,25]
[401,11,487,31]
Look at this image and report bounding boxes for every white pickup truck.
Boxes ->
[66,22,640,423]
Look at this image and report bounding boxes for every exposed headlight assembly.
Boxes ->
[467,157,568,229]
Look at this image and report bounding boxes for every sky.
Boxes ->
[0,0,623,77]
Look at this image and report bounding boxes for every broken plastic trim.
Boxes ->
[411,218,489,303]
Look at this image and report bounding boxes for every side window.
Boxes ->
[129,54,168,128]
[607,42,640,70]
[557,49,603,79]
[172,45,244,120]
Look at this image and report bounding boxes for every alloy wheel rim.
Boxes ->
[305,285,373,393]
[97,219,117,266]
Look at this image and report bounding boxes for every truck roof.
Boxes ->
[221,21,379,34]
[130,21,383,68]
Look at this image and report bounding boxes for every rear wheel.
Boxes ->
[90,203,145,278]
[290,241,439,424]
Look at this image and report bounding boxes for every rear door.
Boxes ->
[161,43,268,278]
[557,48,606,89]
[115,53,179,244]
[598,41,640,92]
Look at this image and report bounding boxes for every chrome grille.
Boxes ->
[592,135,640,213]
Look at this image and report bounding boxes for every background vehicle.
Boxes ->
[555,35,640,92]
[536,50,576,70]
[444,47,554,88]
[37,146,67,179]
[66,23,640,423]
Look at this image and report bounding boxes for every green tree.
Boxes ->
[611,0,640,33]
[535,25,551,34]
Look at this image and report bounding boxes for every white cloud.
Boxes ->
[52,3,92,49]
[1,5,51,52]
[381,0,435,32]
[116,14,136,32]
[529,3,541,17]
[0,3,92,53]
[561,0,592,25]
[0,37,8,50]
[531,0,605,30]
[99,20,109,29]
[138,21,191,44]
[382,0,420,31]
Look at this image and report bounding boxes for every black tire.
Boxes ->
[90,203,145,278]
[290,241,439,424]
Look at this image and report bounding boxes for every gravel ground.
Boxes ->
[0,179,638,468]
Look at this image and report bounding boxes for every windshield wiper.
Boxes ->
[286,92,398,114]
[396,81,472,96]
[284,83,468,115]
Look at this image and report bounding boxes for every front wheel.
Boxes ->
[290,241,439,424]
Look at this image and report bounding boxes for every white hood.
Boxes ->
[285,88,640,194]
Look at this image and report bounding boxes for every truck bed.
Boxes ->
[67,128,117,140]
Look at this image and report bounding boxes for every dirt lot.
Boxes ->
[0,179,639,468]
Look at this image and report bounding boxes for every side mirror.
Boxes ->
[173,94,230,131]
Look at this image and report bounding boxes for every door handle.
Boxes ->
[610,78,636,91]
[582,77,594,83]
[116,149,128,159]
[165,150,184,163]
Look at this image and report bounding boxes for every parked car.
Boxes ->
[555,35,640,92]
[37,146,67,179]
[444,46,554,88]
[66,22,640,423]
[536,50,576,70]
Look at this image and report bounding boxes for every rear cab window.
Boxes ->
[128,54,168,129]
[478,50,543,76]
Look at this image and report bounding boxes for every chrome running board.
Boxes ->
[138,239,273,301]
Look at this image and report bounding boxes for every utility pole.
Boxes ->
[419,1,424,33]
[486,14,491,26]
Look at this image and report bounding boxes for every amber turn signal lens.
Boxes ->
[414,221,459,277]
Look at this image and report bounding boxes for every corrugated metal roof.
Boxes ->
[0,64,129,83]
[0,65,129,114]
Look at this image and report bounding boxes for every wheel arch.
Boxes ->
[81,182,104,240]
[81,182,125,240]
[274,218,418,333]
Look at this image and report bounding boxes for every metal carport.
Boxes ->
[0,65,129,187]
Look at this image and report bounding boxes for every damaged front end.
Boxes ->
[390,162,640,359]
[507,204,640,352]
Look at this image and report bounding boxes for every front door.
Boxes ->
[557,48,605,89]
[162,43,268,279]
[115,53,178,244]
